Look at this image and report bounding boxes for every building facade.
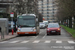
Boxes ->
[38,0,57,22]
[0,0,19,18]
[0,0,38,18]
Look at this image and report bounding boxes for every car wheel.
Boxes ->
[37,33,39,35]
[58,33,61,35]
[36,33,39,36]
[47,34,49,35]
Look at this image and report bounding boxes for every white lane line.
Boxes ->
[42,34,46,38]
[9,40,20,43]
[44,41,51,43]
[68,41,75,44]
[56,41,62,43]
[21,41,29,43]
[42,35,46,38]
[33,40,40,43]
[0,41,8,43]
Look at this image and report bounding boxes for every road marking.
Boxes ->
[1,40,75,44]
[68,41,75,44]
[42,34,46,38]
[0,41,8,43]
[33,40,40,43]
[21,41,29,43]
[44,41,51,43]
[9,40,19,43]
[56,41,62,43]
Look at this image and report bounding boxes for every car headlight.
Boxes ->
[58,28,60,30]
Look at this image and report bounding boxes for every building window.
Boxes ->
[47,12,49,14]
[47,9,49,11]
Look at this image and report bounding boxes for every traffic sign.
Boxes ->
[10,12,14,17]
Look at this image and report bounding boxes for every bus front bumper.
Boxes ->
[17,32,36,35]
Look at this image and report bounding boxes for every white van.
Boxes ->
[43,21,48,26]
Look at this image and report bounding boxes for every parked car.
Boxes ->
[39,22,46,29]
[43,21,48,27]
[47,23,61,35]
[8,21,17,32]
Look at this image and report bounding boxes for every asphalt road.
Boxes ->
[0,28,75,50]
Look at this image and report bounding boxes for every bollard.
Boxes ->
[12,29,14,35]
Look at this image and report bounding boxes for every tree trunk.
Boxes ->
[73,16,75,29]
[66,19,68,27]
[69,17,72,28]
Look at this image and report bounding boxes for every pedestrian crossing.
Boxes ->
[56,41,62,43]
[0,40,75,44]
[44,41,51,43]
[21,41,29,43]
[9,40,20,43]
[32,40,40,43]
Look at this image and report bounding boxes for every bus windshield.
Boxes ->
[17,16,35,27]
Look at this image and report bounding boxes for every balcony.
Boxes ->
[0,0,13,3]
[0,0,19,5]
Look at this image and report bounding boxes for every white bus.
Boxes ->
[17,14,40,35]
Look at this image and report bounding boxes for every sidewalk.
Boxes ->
[0,32,17,41]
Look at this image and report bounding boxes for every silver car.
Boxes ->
[39,22,46,29]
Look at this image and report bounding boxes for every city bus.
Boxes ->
[17,14,40,35]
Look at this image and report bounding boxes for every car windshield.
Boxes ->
[43,22,48,25]
[48,23,59,28]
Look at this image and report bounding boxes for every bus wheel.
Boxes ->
[37,33,39,35]
[38,33,39,35]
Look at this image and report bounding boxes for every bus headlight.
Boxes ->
[33,29,36,31]
[18,28,21,31]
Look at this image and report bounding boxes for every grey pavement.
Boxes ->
[0,32,17,41]
[0,28,75,50]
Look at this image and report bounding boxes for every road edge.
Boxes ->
[61,27,75,39]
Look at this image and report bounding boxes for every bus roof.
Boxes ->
[22,14,36,16]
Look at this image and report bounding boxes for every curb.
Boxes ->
[0,35,17,42]
[61,27,75,39]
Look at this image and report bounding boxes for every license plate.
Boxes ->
[51,31,56,32]
[25,33,29,34]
